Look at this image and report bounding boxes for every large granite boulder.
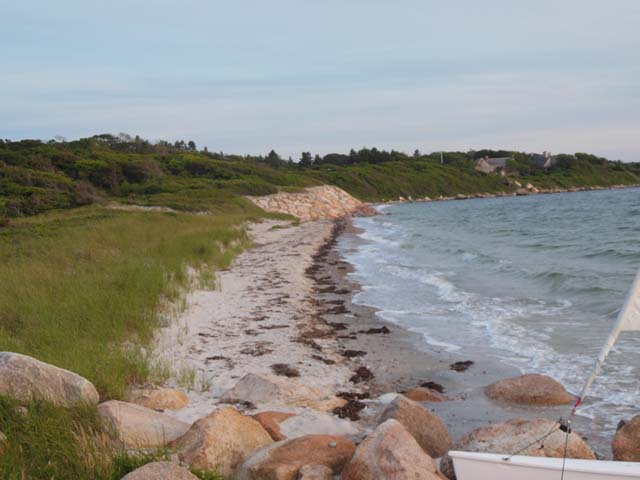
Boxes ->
[97,400,190,448]
[379,395,452,458]
[0,352,99,406]
[486,374,572,405]
[342,419,443,480]
[253,411,296,441]
[172,406,273,477]
[124,385,189,410]
[613,414,640,461]
[221,373,345,412]
[237,435,356,480]
[440,418,596,480]
[121,462,198,480]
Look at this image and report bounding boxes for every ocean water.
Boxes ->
[340,188,640,431]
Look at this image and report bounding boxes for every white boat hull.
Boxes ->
[450,451,640,480]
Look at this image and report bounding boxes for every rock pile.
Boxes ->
[246,185,375,221]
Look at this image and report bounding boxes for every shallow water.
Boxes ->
[340,188,640,438]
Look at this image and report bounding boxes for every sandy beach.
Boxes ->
[155,214,613,457]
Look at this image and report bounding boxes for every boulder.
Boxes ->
[278,408,360,439]
[124,385,189,410]
[121,462,198,480]
[404,387,447,403]
[440,418,596,480]
[342,419,442,480]
[486,374,572,405]
[237,435,356,480]
[612,414,640,461]
[297,464,334,480]
[172,406,273,477]
[379,395,451,458]
[221,373,346,412]
[253,411,296,441]
[515,188,529,196]
[0,352,99,407]
[97,400,190,448]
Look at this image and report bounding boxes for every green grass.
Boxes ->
[0,396,223,480]
[0,206,256,399]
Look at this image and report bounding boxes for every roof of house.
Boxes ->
[478,157,510,167]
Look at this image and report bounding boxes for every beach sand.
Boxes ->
[155,217,612,457]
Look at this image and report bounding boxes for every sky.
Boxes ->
[1,1,639,161]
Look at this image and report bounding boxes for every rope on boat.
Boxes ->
[501,422,561,461]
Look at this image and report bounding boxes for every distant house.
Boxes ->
[533,151,557,169]
[475,156,512,174]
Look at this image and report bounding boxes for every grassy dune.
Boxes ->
[0,206,260,478]
[0,207,257,398]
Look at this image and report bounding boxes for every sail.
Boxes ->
[573,267,640,412]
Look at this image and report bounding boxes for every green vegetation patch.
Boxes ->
[0,206,254,398]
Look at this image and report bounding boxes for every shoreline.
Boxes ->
[378,182,640,205]
[333,216,615,458]
[154,207,614,458]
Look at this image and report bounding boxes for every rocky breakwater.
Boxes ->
[246,185,376,221]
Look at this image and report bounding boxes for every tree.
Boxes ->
[300,151,313,167]
[413,149,421,158]
[187,140,197,151]
[265,149,282,167]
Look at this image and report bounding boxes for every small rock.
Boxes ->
[221,374,345,412]
[253,411,297,441]
[486,374,573,405]
[237,435,356,480]
[420,381,445,393]
[121,461,198,480]
[440,418,595,480]
[613,414,640,461]
[97,400,190,448]
[379,395,452,458]
[124,386,189,410]
[342,419,442,480]
[172,406,273,477]
[404,387,448,403]
[0,352,99,407]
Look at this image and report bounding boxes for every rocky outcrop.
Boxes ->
[379,395,452,458]
[172,406,273,477]
[612,414,640,461]
[124,385,189,410]
[0,352,99,407]
[342,419,443,480]
[97,400,190,448]
[221,373,346,412]
[440,418,596,480]
[404,387,448,403]
[486,374,573,405]
[246,185,375,221]
[237,435,356,480]
[121,462,198,480]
